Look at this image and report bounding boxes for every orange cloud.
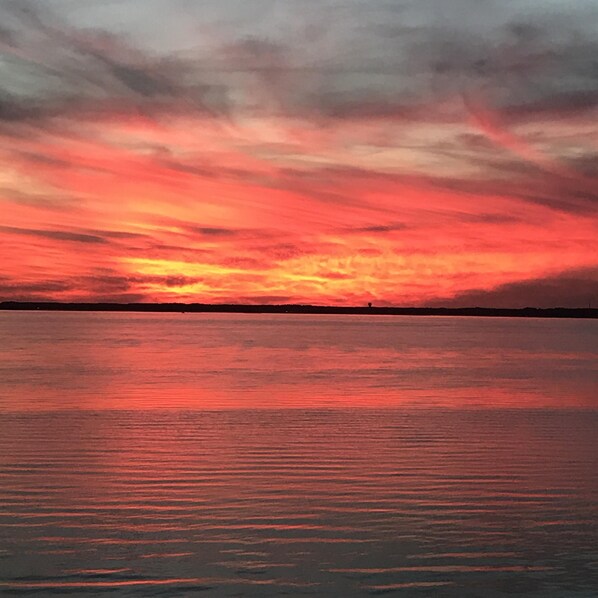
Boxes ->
[0,1,596,306]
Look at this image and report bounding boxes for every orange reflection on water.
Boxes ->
[0,312,596,412]
[1,406,597,595]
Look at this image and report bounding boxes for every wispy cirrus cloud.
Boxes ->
[0,0,596,305]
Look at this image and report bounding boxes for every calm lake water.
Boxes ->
[0,312,597,596]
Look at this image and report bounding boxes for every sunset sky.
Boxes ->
[0,0,596,307]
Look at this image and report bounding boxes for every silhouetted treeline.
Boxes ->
[0,302,596,319]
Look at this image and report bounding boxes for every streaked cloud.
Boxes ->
[0,0,596,305]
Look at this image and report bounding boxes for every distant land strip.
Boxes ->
[1,302,597,319]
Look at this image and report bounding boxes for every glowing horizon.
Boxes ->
[1,0,596,307]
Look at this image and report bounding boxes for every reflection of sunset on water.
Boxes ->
[1,407,596,595]
[0,312,595,411]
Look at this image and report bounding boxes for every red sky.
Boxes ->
[1,0,597,307]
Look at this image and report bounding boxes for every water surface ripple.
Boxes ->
[1,410,597,596]
[0,313,596,596]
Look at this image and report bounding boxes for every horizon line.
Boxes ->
[0,301,596,319]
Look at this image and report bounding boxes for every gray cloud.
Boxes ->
[0,187,79,210]
[436,267,598,309]
[0,0,230,126]
[0,225,108,244]
[0,278,73,295]
[0,225,150,244]
[353,223,408,234]
[0,0,596,221]
[190,226,241,237]
[1,0,595,123]
[0,270,210,302]
[462,213,523,224]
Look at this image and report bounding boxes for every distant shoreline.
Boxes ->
[1,302,596,319]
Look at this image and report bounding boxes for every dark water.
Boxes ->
[0,313,597,596]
